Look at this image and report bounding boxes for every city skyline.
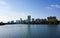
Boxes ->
[6,15,58,24]
[1,15,59,23]
[0,0,60,22]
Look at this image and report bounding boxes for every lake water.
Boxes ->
[0,24,60,38]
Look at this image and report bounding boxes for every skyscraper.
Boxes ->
[27,15,31,22]
[20,18,23,23]
[32,18,34,22]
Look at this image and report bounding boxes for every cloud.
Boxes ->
[0,0,10,14]
[0,1,7,5]
[47,4,60,9]
[50,4,60,8]
[0,0,29,22]
[0,0,11,22]
[7,11,29,19]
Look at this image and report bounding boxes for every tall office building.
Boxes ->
[11,20,14,23]
[47,16,57,22]
[20,18,23,23]
[27,15,31,22]
[16,20,20,23]
[32,18,34,22]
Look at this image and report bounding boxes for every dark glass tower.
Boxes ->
[28,15,31,22]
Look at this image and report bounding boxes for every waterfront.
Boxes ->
[0,24,60,38]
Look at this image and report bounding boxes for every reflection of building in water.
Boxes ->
[27,25,31,38]
[48,25,58,38]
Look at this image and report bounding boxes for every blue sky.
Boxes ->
[0,0,60,22]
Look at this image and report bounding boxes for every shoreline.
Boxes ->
[0,23,59,25]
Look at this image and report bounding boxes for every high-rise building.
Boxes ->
[11,20,14,23]
[47,16,57,22]
[32,18,34,22]
[27,15,31,22]
[47,16,58,24]
[16,20,20,23]
[35,18,40,22]
[20,18,23,23]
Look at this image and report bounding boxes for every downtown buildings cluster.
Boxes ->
[6,15,59,24]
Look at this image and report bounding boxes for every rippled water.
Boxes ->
[0,24,60,38]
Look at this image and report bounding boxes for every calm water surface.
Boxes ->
[0,24,60,38]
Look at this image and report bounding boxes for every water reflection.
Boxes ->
[0,24,60,38]
[0,24,28,38]
[48,25,58,38]
[27,24,31,38]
